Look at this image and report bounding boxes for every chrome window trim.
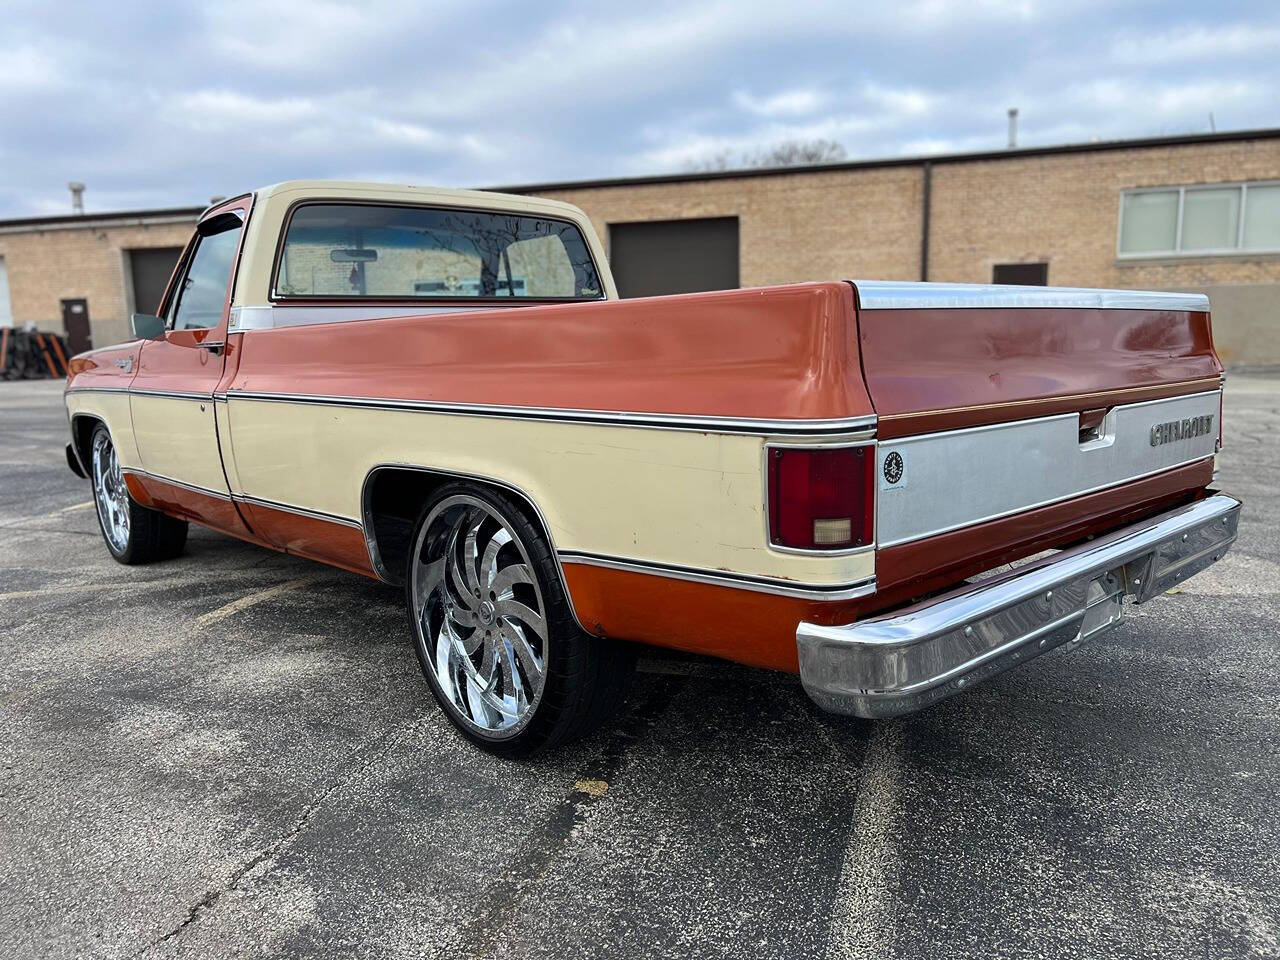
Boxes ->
[761,438,878,557]
[558,550,878,601]
[225,389,878,438]
[230,304,479,331]
[852,280,1210,312]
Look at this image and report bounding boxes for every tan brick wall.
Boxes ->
[531,137,1280,366]
[0,219,195,349]
[2,136,1278,361]
[531,140,1280,294]
[926,139,1280,288]
[533,165,925,287]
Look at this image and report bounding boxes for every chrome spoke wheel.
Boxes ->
[410,494,547,738]
[91,431,130,553]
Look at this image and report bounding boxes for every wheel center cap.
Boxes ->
[479,600,497,626]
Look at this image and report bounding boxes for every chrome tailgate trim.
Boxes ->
[875,390,1220,547]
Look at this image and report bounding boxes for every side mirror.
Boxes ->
[131,313,166,340]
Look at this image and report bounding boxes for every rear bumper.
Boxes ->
[797,493,1241,718]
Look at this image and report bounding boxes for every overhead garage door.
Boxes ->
[608,217,739,298]
[128,247,184,315]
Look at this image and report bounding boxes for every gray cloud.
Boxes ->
[1,0,1276,217]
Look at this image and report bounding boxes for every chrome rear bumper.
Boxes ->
[797,493,1241,718]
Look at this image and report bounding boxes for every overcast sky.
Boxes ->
[1,0,1277,218]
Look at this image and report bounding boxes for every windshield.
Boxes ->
[275,203,603,301]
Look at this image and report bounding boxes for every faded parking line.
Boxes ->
[826,722,904,960]
[196,577,320,627]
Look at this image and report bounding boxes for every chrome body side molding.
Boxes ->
[71,384,878,438]
[852,280,1210,313]
[226,390,877,438]
[121,467,231,502]
[232,492,362,529]
[66,386,212,401]
[559,550,878,601]
[798,493,1241,718]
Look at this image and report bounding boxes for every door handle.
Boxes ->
[198,341,225,355]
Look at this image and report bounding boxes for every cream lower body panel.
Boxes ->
[130,394,233,496]
[65,392,141,469]
[225,398,874,588]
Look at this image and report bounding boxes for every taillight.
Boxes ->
[767,446,874,551]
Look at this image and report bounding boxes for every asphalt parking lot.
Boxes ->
[1,377,1277,960]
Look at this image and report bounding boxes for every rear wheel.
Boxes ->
[405,483,631,756]
[90,424,188,564]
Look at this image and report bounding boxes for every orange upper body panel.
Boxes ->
[66,341,142,390]
[227,282,875,421]
[67,265,1227,676]
[855,305,1222,437]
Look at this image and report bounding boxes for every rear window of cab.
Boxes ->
[274,202,604,301]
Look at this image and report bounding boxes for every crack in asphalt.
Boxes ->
[129,714,429,958]
[443,676,682,960]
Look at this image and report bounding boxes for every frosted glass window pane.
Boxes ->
[1181,188,1241,251]
[1243,185,1280,250]
[1120,192,1177,253]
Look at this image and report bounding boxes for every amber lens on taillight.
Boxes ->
[768,446,874,550]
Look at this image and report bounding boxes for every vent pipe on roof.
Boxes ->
[1007,108,1018,149]
[68,182,85,215]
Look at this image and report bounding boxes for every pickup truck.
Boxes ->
[63,180,1241,755]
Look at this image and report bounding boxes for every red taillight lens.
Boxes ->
[767,446,874,550]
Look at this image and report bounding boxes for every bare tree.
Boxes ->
[692,138,847,171]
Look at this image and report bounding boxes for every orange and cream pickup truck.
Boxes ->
[63,180,1241,754]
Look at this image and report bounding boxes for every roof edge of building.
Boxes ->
[0,205,204,233]
[491,126,1280,195]
[3,126,1278,228]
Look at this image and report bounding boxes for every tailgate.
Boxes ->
[851,281,1223,594]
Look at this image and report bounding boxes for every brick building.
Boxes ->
[2,127,1278,364]
[0,207,200,354]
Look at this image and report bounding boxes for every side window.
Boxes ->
[170,212,244,330]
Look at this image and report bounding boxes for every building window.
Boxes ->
[1118,182,1280,257]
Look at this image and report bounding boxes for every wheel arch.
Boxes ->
[70,412,107,475]
[360,463,590,631]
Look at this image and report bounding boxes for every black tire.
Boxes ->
[89,424,188,565]
[404,481,632,757]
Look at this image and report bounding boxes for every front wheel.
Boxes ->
[405,483,632,756]
[90,424,188,564]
